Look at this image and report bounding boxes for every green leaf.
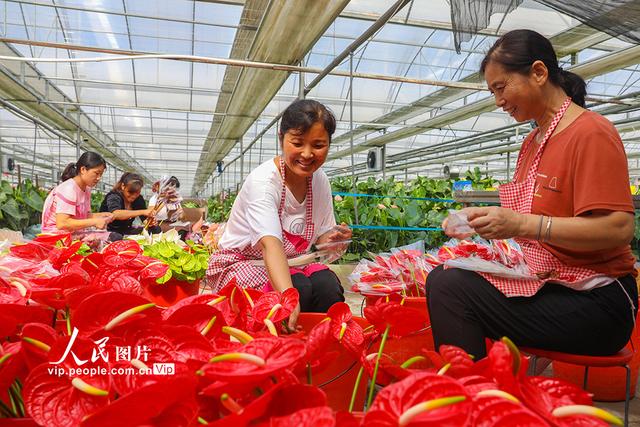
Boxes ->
[157,268,172,284]
[158,244,174,258]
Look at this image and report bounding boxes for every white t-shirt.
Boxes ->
[218,159,336,251]
[148,194,170,221]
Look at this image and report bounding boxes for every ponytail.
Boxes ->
[59,151,106,183]
[60,163,77,182]
[481,30,588,108]
[558,69,586,108]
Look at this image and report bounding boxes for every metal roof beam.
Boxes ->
[327,41,640,162]
[0,42,155,182]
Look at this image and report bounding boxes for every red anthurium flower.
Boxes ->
[80,374,198,427]
[162,293,228,318]
[82,252,104,275]
[270,406,335,427]
[217,279,258,327]
[527,376,593,406]
[102,240,142,267]
[437,246,457,262]
[0,276,28,304]
[48,241,84,270]
[304,319,332,361]
[34,232,72,247]
[20,323,58,369]
[423,345,474,378]
[483,339,612,425]
[360,352,411,386]
[23,335,112,427]
[326,302,364,352]
[9,241,53,261]
[0,341,28,404]
[335,411,361,427]
[364,372,471,427]
[469,395,548,427]
[125,254,161,272]
[486,340,523,396]
[162,325,215,365]
[251,288,299,331]
[164,304,226,339]
[60,261,92,283]
[201,337,306,384]
[364,299,427,338]
[457,375,498,396]
[72,291,161,338]
[30,265,89,309]
[0,303,53,337]
[205,382,327,427]
[111,274,143,295]
[554,415,611,426]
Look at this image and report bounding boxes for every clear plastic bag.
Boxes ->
[348,258,405,295]
[71,229,112,252]
[444,209,475,237]
[443,239,537,280]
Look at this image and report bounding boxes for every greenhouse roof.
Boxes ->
[0,0,639,195]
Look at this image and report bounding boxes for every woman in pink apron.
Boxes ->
[41,151,114,234]
[206,100,351,330]
[427,30,637,359]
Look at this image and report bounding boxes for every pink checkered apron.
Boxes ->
[480,97,602,297]
[206,158,321,292]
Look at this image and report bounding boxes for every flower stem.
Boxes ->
[367,325,390,409]
[9,381,23,417]
[65,307,71,336]
[348,365,365,412]
[0,399,16,417]
[306,363,312,385]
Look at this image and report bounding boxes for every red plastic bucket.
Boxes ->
[364,296,435,386]
[142,277,200,307]
[297,313,370,412]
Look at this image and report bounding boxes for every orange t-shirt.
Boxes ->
[515,110,636,277]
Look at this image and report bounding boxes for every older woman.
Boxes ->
[427,29,637,359]
[206,99,351,330]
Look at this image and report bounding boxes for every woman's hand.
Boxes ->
[465,206,524,240]
[285,302,301,333]
[316,223,352,245]
[93,214,113,230]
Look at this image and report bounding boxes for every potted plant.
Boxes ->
[140,237,210,307]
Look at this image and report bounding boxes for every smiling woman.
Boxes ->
[428,29,637,360]
[41,151,114,234]
[98,172,159,239]
[206,99,351,330]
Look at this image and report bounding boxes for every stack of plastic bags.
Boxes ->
[349,241,435,297]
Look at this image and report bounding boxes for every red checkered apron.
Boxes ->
[480,97,603,297]
[206,158,317,292]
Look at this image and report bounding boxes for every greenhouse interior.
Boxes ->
[2,0,640,425]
